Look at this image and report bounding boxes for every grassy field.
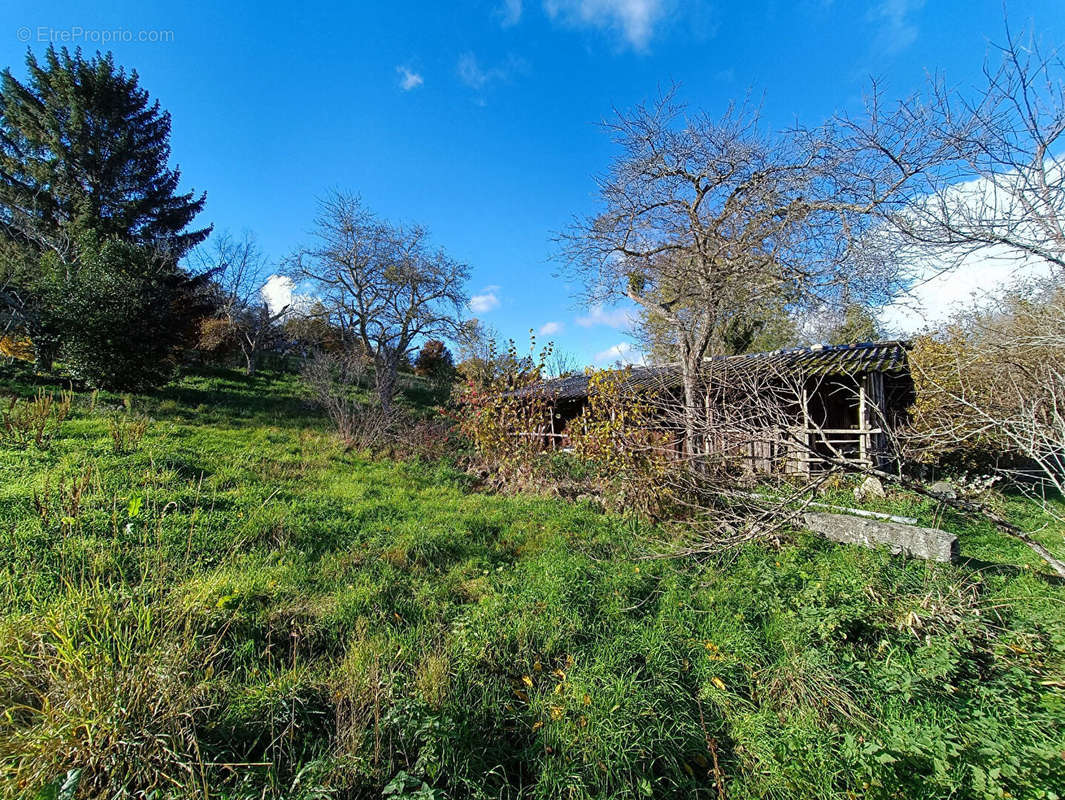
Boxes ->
[0,365,1063,799]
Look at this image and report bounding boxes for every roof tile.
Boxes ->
[508,340,910,401]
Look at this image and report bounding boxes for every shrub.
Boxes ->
[302,351,388,448]
[42,233,210,391]
[568,369,676,517]
[195,315,241,365]
[453,337,555,486]
[0,389,72,449]
[456,348,676,513]
[107,400,150,455]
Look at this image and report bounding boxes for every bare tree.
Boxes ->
[196,231,287,375]
[888,24,1065,274]
[287,192,469,415]
[545,347,581,378]
[558,88,949,456]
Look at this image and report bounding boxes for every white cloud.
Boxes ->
[469,286,501,313]
[576,303,637,329]
[396,66,424,91]
[262,274,293,316]
[543,0,667,50]
[457,52,523,92]
[868,0,923,54]
[457,54,490,90]
[499,0,523,26]
[539,321,564,335]
[594,341,645,365]
[261,274,315,318]
[879,246,1054,335]
[879,167,1060,334]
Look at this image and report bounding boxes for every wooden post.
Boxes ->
[787,384,813,475]
[802,384,812,474]
[861,371,886,468]
[550,400,557,451]
[858,380,868,467]
[704,388,712,457]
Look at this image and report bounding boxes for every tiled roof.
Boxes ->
[508,341,910,401]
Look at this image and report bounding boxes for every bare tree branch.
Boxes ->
[286,191,470,414]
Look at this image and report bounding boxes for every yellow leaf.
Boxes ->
[522,675,534,688]
[711,677,726,691]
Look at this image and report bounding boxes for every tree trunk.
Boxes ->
[681,367,701,460]
[244,348,257,376]
[375,356,399,417]
[680,339,708,466]
[33,337,58,374]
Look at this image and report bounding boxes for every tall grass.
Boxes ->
[0,364,1062,799]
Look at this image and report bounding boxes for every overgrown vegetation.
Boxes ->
[0,18,1064,799]
[2,365,1062,799]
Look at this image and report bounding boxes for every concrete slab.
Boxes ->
[803,511,958,563]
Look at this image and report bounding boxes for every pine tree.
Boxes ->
[0,46,211,377]
[0,46,209,256]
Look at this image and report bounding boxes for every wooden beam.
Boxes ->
[858,381,868,466]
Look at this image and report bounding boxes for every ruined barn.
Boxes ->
[508,340,914,473]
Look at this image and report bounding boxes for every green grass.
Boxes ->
[1,364,1063,799]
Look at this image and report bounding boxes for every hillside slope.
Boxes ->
[0,366,1063,799]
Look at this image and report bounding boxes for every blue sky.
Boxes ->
[5,1,1065,366]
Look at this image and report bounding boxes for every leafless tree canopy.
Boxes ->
[557,87,952,454]
[907,279,1065,492]
[545,347,581,378]
[887,26,1065,273]
[195,231,286,375]
[287,191,470,413]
